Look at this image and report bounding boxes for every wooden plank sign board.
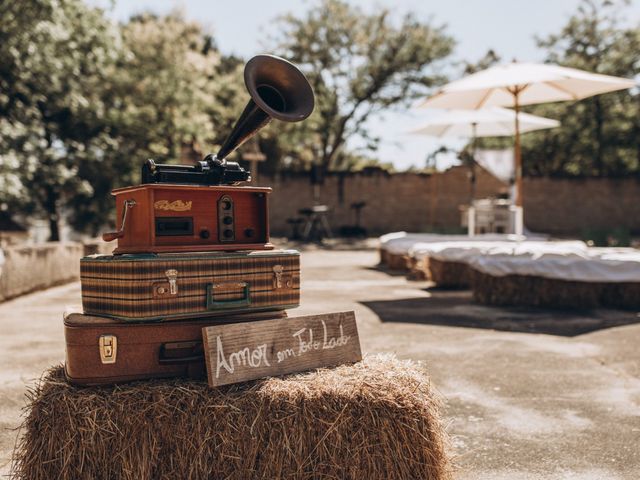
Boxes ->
[202,311,361,387]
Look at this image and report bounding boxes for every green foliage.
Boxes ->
[69,12,230,234]
[113,13,219,161]
[335,152,395,172]
[0,5,243,237]
[462,49,501,75]
[0,0,121,239]
[521,0,640,177]
[582,226,631,247]
[271,0,455,172]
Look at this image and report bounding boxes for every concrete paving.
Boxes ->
[1,246,639,479]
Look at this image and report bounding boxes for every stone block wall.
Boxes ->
[0,243,84,302]
[523,177,640,235]
[260,169,639,236]
[264,166,507,235]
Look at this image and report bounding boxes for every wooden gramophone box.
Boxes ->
[103,184,272,254]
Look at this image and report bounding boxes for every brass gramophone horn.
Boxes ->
[215,54,315,162]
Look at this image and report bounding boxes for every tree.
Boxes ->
[112,13,221,162]
[68,12,231,235]
[522,0,640,177]
[0,0,121,240]
[271,0,454,173]
[0,6,242,238]
[462,49,501,75]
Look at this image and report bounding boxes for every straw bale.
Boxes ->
[379,247,389,266]
[11,354,451,480]
[428,258,471,289]
[597,282,640,309]
[386,252,410,271]
[407,256,429,281]
[472,268,640,309]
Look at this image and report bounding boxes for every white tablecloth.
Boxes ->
[379,232,528,256]
[468,248,640,283]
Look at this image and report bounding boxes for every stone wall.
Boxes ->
[0,243,84,302]
[262,169,640,236]
[264,166,508,235]
[523,176,640,235]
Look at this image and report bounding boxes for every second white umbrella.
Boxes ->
[410,107,559,138]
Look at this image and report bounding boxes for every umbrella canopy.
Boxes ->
[410,107,559,138]
[419,62,636,208]
[420,62,636,110]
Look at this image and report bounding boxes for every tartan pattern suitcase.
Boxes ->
[81,250,300,322]
[64,309,287,385]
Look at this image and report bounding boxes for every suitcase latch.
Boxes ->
[273,265,284,289]
[153,269,179,298]
[99,335,117,364]
[166,269,179,295]
[272,265,293,290]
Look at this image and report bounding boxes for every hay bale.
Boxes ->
[471,269,602,309]
[472,269,640,310]
[428,258,471,288]
[12,355,451,480]
[601,282,640,309]
[407,256,429,281]
[378,247,389,266]
[386,252,410,271]
[468,247,640,309]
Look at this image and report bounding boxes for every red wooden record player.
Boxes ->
[103,184,272,254]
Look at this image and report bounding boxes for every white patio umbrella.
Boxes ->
[410,107,559,138]
[419,62,636,207]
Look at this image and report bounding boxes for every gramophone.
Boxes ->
[102,54,314,254]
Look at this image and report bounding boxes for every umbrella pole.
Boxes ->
[467,122,478,237]
[514,90,522,207]
[471,122,477,202]
[511,87,525,236]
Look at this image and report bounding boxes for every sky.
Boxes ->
[103,0,640,171]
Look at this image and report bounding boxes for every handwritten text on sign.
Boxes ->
[202,311,361,387]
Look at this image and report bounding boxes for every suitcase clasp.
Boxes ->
[166,269,179,295]
[273,265,284,289]
[99,335,117,364]
[152,269,179,298]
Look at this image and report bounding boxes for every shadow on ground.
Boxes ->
[278,237,378,252]
[362,289,640,337]
[362,265,409,277]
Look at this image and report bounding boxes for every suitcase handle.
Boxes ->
[158,341,204,365]
[206,281,251,310]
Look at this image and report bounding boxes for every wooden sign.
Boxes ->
[202,311,361,387]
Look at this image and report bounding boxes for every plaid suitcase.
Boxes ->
[64,309,288,385]
[81,250,300,321]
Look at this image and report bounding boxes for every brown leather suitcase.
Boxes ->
[80,249,300,321]
[64,309,286,386]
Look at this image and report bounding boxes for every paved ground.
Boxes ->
[1,246,639,479]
